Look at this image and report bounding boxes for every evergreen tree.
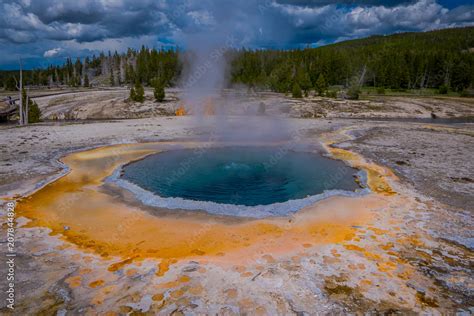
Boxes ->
[256,70,268,89]
[4,77,17,91]
[130,80,145,102]
[28,101,41,123]
[130,86,137,101]
[347,78,361,100]
[296,66,312,94]
[292,82,303,98]
[136,82,145,102]
[125,64,135,84]
[83,74,89,87]
[314,73,328,96]
[269,63,292,93]
[110,71,115,86]
[438,85,448,94]
[74,58,82,77]
[451,61,471,92]
[153,79,165,102]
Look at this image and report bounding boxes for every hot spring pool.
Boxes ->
[117,146,366,217]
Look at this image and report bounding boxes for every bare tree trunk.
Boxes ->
[358,64,367,86]
[82,62,86,86]
[25,87,29,125]
[19,58,23,125]
[120,57,125,84]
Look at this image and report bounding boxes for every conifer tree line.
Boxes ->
[1,27,473,94]
[1,46,180,90]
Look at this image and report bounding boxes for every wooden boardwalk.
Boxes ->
[0,99,17,122]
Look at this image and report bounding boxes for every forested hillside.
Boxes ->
[231,26,474,93]
[1,27,473,94]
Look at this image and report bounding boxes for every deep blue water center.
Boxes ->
[121,147,360,207]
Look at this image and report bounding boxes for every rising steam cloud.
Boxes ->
[176,0,297,143]
[177,0,291,116]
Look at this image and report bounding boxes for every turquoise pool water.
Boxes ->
[121,146,360,207]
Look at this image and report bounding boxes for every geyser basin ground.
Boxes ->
[17,140,386,262]
[3,112,473,314]
[119,146,363,217]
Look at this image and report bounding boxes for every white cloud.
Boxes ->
[43,47,62,57]
[345,0,447,30]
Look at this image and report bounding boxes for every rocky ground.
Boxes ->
[4,87,473,121]
[347,123,474,214]
[0,90,472,314]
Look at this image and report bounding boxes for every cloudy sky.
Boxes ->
[0,0,473,69]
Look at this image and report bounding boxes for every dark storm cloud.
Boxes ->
[0,0,172,43]
[275,0,416,7]
[28,1,105,24]
[0,0,473,68]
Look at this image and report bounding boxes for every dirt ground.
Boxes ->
[0,90,472,314]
